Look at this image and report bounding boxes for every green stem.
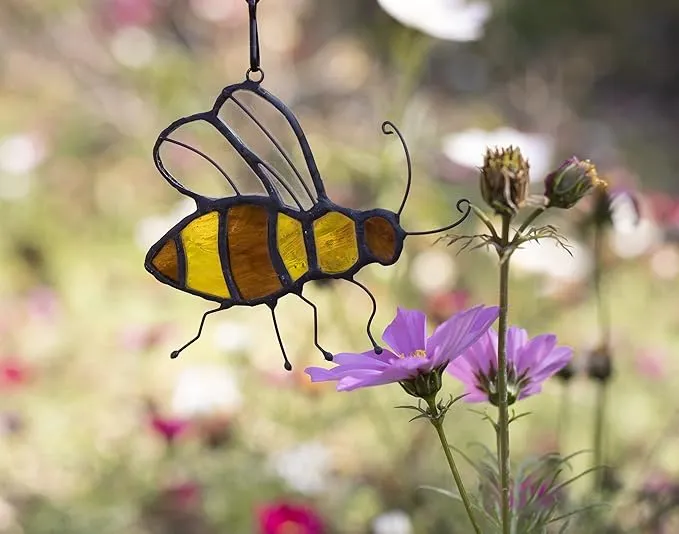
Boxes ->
[557,383,570,451]
[470,204,500,240]
[426,397,482,534]
[497,214,512,534]
[593,380,607,490]
[513,207,546,243]
[592,223,610,491]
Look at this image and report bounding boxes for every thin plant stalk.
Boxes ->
[426,397,482,534]
[592,222,610,491]
[557,383,570,450]
[593,379,607,488]
[496,213,512,534]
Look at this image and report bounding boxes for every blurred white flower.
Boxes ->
[611,192,641,233]
[0,134,45,175]
[512,237,591,283]
[135,198,196,250]
[372,510,414,534]
[377,0,491,42]
[410,248,457,294]
[270,441,332,495]
[0,133,45,200]
[612,217,662,259]
[213,319,251,352]
[0,496,16,531]
[442,128,555,181]
[110,26,156,68]
[190,0,239,22]
[171,365,242,417]
[650,246,679,280]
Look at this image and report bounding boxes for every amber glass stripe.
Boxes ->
[152,239,179,283]
[227,204,282,300]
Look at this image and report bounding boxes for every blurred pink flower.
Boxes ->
[447,327,572,405]
[162,481,202,510]
[0,358,30,389]
[120,323,171,352]
[0,412,23,436]
[258,502,325,534]
[646,192,679,228]
[426,289,470,324]
[103,0,156,28]
[147,405,190,444]
[25,286,61,323]
[641,473,677,498]
[635,348,667,380]
[305,306,499,395]
[513,477,559,509]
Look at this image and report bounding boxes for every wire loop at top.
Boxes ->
[247,0,261,75]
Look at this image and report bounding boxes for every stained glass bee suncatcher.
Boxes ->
[144,0,471,369]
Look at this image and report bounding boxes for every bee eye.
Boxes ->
[364,216,396,263]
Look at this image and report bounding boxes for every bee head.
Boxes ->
[364,214,402,266]
[146,235,180,285]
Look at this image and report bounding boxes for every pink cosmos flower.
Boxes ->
[447,326,572,405]
[305,305,499,397]
[258,502,325,534]
[0,358,30,389]
[150,415,190,444]
[161,481,202,510]
[426,289,470,325]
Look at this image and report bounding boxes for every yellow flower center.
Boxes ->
[279,521,304,534]
[403,350,427,359]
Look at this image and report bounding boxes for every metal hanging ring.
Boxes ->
[247,0,261,74]
[246,67,265,83]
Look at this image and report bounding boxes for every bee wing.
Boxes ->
[153,81,327,211]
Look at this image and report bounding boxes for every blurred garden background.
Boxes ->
[3,0,679,532]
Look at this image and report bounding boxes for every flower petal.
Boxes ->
[505,327,528,364]
[337,366,414,391]
[381,308,427,356]
[515,334,556,375]
[332,351,395,368]
[461,390,489,403]
[531,346,573,382]
[427,305,499,366]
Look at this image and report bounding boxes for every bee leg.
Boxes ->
[346,278,383,355]
[268,303,293,372]
[170,304,223,359]
[297,292,333,362]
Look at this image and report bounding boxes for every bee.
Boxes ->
[145,79,470,370]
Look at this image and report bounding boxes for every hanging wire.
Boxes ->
[246,0,263,80]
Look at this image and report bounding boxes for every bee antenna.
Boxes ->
[404,198,472,236]
[381,121,412,218]
[170,305,223,359]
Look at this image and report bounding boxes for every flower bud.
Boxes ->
[399,368,443,399]
[554,360,575,383]
[480,146,530,217]
[544,157,606,209]
[587,345,613,383]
